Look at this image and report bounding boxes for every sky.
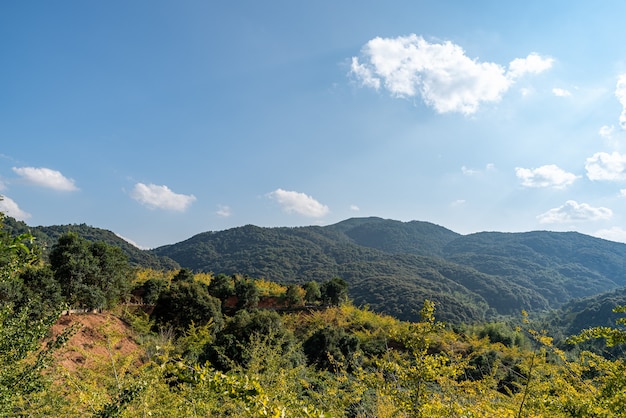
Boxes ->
[2,1,626,249]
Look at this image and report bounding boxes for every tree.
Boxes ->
[320,277,348,306]
[303,281,321,304]
[235,277,259,309]
[49,233,132,309]
[208,273,235,301]
[303,326,360,371]
[285,284,304,307]
[0,209,69,414]
[152,279,223,331]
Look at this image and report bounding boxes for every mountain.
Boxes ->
[2,216,179,270]
[152,217,626,324]
[9,213,626,326]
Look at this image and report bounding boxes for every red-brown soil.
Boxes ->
[51,312,143,373]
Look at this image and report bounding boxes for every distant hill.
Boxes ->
[152,217,626,324]
[8,214,626,326]
[2,216,179,270]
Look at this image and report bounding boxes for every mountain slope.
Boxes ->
[152,217,626,323]
[2,217,179,270]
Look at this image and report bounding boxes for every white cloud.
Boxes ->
[462,163,496,176]
[537,200,612,224]
[620,189,626,197]
[508,53,554,79]
[617,74,626,129]
[0,196,31,220]
[519,87,533,97]
[115,233,149,250]
[351,36,552,114]
[599,125,615,139]
[585,151,626,181]
[12,166,78,191]
[594,226,626,243]
[515,165,579,189]
[130,183,196,211]
[552,88,572,97]
[216,205,231,217]
[268,189,329,218]
[451,199,466,207]
[350,204,360,211]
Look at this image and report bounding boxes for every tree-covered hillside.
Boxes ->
[9,214,626,325]
[2,216,179,270]
[152,217,626,324]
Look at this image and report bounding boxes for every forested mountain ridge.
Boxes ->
[9,215,626,324]
[150,217,626,323]
[1,216,179,270]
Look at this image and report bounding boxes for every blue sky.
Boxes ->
[2,1,626,249]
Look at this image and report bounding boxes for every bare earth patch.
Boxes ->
[51,312,143,373]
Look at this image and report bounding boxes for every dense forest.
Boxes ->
[5,212,626,415]
[11,215,626,327]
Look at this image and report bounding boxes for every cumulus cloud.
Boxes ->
[537,200,612,224]
[617,74,626,129]
[552,88,572,97]
[216,205,231,217]
[594,226,626,243]
[350,204,360,211]
[0,196,31,220]
[130,183,196,211]
[268,189,329,218]
[508,53,554,79]
[12,167,78,191]
[350,35,552,114]
[585,151,626,181]
[515,165,579,189]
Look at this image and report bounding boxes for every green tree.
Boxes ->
[321,277,348,306]
[285,283,304,307]
[49,233,132,309]
[235,276,259,309]
[303,281,321,304]
[0,209,69,415]
[208,273,235,301]
[152,279,223,331]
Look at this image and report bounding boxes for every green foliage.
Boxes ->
[152,278,223,331]
[303,280,321,303]
[234,276,260,309]
[49,232,133,309]
[207,273,235,301]
[0,210,70,415]
[321,277,349,306]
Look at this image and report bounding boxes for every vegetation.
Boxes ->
[8,212,626,415]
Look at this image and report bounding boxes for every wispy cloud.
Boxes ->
[130,183,196,211]
[268,189,329,218]
[12,166,78,191]
[617,74,626,129]
[515,165,579,189]
[350,204,360,211]
[599,125,615,139]
[350,35,552,115]
[552,88,572,97]
[0,196,31,220]
[594,226,626,243]
[537,200,612,224]
[462,163,496,176]
[216,204,231,217]
[585,151,626,181]
[115,233,149,250]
